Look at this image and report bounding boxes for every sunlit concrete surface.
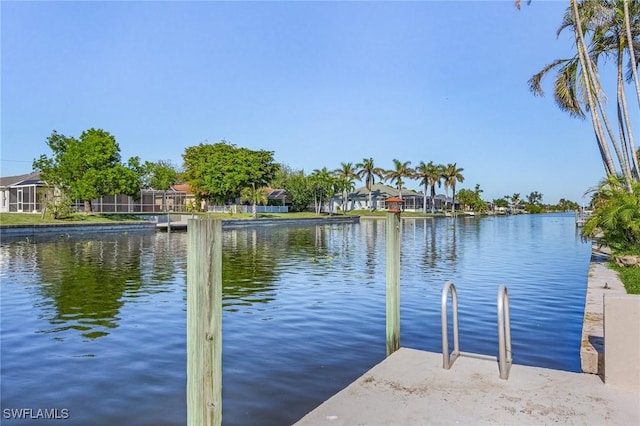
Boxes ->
[295,347,639,426]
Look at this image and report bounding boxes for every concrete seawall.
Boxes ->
[0,221,156,238]
[580,245,627,376]
[0,216,361,238]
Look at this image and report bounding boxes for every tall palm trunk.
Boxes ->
[422,184,427,214]
[430,185,436,214]
[570,0,617,177]
[616,41,640,180]
[623,0,640,107]
[451,185,457,216]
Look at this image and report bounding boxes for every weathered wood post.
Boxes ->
[167,213,172,233]
[187,218,222,426]
[385,197,403,356]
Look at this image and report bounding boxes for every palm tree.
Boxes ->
[427,162,444,214]
[334,162,361,213]
[583,174,640,250]
[240,183,268,219]
[443,163,464,215]
[310,167,334,215]
[414,162,430,213]
[528,0,640,186]
[526,191,543,205]
[510,193,521,212]
[356,158,385,212]
[384,159,414,198]
[415,161,443,214]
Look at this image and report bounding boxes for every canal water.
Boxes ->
[1,213,591,425]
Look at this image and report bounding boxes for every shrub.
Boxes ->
[583,176,640,252]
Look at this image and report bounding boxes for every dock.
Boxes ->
[156,214,189,231]
[575,208,592,227]
[296,243,639,425]
[295,347,639,425]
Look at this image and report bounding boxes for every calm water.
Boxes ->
[1,213,591,425]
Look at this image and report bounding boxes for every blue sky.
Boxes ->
[2,0,635,204]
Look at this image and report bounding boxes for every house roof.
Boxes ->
[349,183,422,199]
[267,189,286,199]
[0,171,42,188]
[172,183,191,193]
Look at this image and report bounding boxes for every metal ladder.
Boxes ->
[441,281,512,380]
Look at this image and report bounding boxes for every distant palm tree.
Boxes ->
[414,162,430,213]
[425,162,444,214]
[311,167,334,215]
[240,183,268,219]
[443,163,464,215]
[510,193,521,212]
[334,162,361,213]
[385,159,414,199]
[415,161,442,214]
[356,158,385,212]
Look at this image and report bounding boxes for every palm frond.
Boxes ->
[554,59,586,118]
[529,58,569,96]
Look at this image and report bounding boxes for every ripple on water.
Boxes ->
[1,214,591,425]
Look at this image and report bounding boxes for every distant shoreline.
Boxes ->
[0,216,360,238]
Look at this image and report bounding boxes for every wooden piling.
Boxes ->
[187,218,222,426]
[386,211,401,356]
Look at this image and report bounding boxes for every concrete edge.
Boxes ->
[580,244,627,376]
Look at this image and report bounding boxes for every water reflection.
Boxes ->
[2,226,348,339]
[0,215,592,426]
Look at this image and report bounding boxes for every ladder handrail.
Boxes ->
[441,281,460,369]
[440,282,513,380]
[497,285,512,380]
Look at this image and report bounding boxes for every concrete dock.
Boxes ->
[295,347,639,425]
[296,245,640,425]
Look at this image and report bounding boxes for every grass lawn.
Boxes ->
[610,260,640,295]
[0,212,145,225]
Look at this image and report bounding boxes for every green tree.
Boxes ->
[456,189,476,211]
[509,193,521,212]
[33,128,142,213]
[181,141,278,204]
[270,163,294,189]
[457,185,487,212]
[384,159,414,198]
[526,191,544,205]
[310,167,336,215]
[443,163,465,215]
[334,162,361,213]
[283,170,313,213]
[240,183,269,219]
[145,160,179,212]
[493,198,509,208]
[528,0,640,187]
[425,162,444,214]
[555,198,580,211]
[583,174,640,251]
[415,161,441,214]
[356,157,385,212]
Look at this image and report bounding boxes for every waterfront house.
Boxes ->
[337,183,456,212]
[0,171,187,214]
[0,171,46,213]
